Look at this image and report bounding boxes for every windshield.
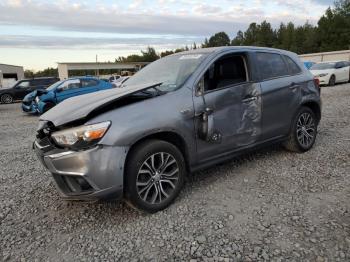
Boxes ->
[123,53,207,92]
[311,63,335,70]
[46,80,64,91]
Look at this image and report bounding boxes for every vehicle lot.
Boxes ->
[0,84,349,261]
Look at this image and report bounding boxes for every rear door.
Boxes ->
[254,52,301,140]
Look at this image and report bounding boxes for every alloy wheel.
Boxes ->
[296,112,316,148]
[1,94,13,104]
[136,152,179,205]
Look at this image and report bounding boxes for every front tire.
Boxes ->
[283,107,318,153]
[0,94,13,104]
[328,75,336,86]
[125,140,186,213]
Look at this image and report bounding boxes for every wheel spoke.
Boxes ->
[150,184,159,204]
[159,182,169,198]
[162,168,179,177]
[161,179,176,189]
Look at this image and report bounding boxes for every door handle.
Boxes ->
[242,96,257,103]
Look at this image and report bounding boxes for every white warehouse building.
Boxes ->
[0,63,24,89]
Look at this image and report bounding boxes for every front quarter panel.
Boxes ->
[86,87,196,164]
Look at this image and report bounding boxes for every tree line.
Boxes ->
[25,0,349,78]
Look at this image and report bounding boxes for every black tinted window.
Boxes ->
[201,55,248,92]
[81,79,99,88]
[256,52,289,80]
[32,78,57,86]
[284,55,302,75]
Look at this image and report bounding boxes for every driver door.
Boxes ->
[193,52,262,163]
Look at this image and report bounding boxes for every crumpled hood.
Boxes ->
[23,89,47,102]
[40,82,162,127]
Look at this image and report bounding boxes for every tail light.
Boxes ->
[314,77,320,94]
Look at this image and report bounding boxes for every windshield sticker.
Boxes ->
[179,54,202,60]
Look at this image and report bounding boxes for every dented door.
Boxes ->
[194,82,262,163]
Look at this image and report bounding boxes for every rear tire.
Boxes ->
[125,139,186,213]
[328,75,336,86]
[283,107,318,153]
[0,94,13,104]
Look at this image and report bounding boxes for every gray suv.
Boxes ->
[34,47,321,213]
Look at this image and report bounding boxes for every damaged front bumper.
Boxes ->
[34,138,127,201]
[22,102,39,114]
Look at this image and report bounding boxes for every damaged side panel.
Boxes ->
[194,82,262,163]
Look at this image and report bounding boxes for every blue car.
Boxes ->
[22,77,113,114]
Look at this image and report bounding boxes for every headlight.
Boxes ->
[35,96,40,103]
[51,121,111,149]
[318,73,328,77]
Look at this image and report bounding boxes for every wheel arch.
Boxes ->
[301,100,321,123]
[125,131,191,173]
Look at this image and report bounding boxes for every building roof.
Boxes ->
[0,63,24,68]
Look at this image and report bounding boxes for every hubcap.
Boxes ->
[296,112,316,148]
[136,152,179,204]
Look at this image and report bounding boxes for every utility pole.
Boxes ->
[95,54,99,78]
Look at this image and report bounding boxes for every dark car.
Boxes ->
[0,77,59,104]
[34,47,321,213]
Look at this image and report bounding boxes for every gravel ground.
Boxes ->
[0,83,349,261]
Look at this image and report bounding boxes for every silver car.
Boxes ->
[34,47,321,213]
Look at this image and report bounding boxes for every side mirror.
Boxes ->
[198,107,220,142]
[56,86,63,92]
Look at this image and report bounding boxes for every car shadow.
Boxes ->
[56,143,285,220]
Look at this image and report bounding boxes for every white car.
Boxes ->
[112,76,130,88]
[109,75,121,83]
[310,61,350,86]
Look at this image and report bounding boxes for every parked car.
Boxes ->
[109,75,121,83]
[113,76,130,88]
[0,77,59,104]
[34,47,321,213]
[22,77,113,114]
[303,61,315,69]
[310,61,350,86]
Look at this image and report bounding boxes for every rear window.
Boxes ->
[284,55,302,75]
[256,52,289,80]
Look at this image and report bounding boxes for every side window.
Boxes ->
[256,52,289,80]
[201,55,248,92]
[60,79,81,91]
[17,81,30,89]
[284,55,302,75]
[335,62,344,68]
[81,79,99,88]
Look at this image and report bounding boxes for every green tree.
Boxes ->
[205,32,230,47]
[24,69,35,78]
[231,30,244,46]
